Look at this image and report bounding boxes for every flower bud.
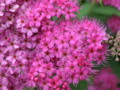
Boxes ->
[118,53,120,56]
[34,77,39,82]
[117,48,120,52]
[107,34,111,39]
[115,57,119,62]
[110,36,114,39]
[111,52,116,56]
[111,47,116,51]
[39,72,46,79]
[114,43,118,47]
[104,40,109,43]
[117,31,120,36]
[109,40,113,44]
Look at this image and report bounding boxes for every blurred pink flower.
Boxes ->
[107,15,120,33]
[89,68,120,90]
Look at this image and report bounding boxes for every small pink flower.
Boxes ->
[63,8,76,20]
[29,13,42,27]
[41,20,54,30]
[16,17,26,28]
[21,26,38,36]
[9,4,19,12]
[0,6,4,16]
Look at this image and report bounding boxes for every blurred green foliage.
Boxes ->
[70,80,88,90]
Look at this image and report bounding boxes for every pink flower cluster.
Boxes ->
[0,0,108,90]
[0,0,79,90]
[103,0,120,10]
[0,0,78,34]
[89,68,120,90]
[29,19,107,90]
[107,15,120,33]
[17,0,79,36]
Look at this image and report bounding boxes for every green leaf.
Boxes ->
[88,12,110,22]
[92,5,120,16]
[76,3,92,19]
[80,0,86,5]
[108,58,120,78]
[99,0,103,6]
[70,80,88,90]
[51,16,58,21]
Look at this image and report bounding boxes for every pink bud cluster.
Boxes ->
[89,68,120,90]
[107,15,120,33]
[0,0,108,90]
[29,19,107,90]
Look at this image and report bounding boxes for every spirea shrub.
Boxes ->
[0,0,108,90]
[28,19,107,90]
